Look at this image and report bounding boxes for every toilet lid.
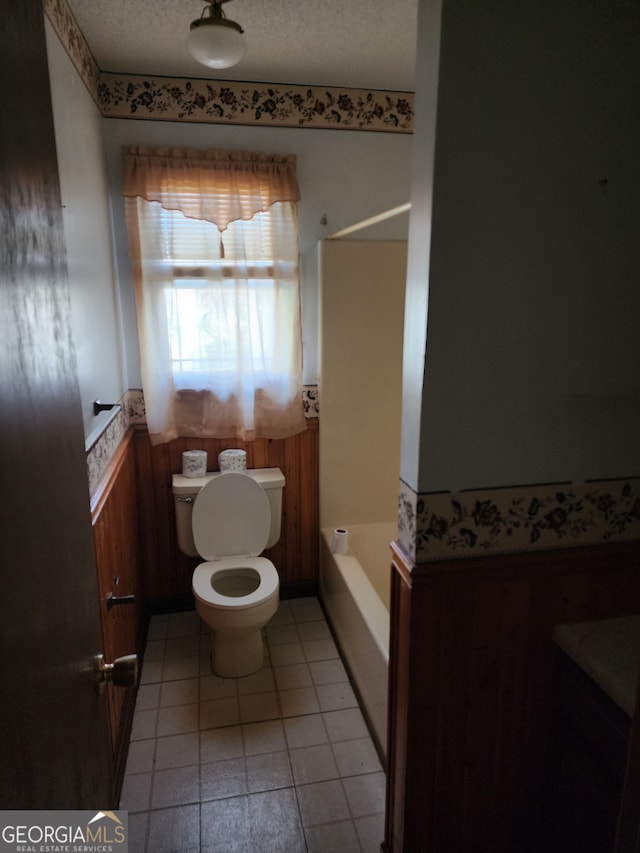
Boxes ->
[192,471,271,560]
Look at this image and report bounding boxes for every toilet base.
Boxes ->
[209,628,265,678]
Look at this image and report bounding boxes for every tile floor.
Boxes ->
[120,597,386,852]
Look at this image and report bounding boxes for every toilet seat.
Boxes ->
[192,557,279,611]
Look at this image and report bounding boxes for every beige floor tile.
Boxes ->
[283,713,328,750]
[342,771,386,817]
[246,750,293,792]
[305,819,360,852]
[269,602,295,626]
[302,637,339,662]
[199,725,244,763]
[238,691,280,723]
[200,757,248,801]
[279,686,320,718]
[156,702,199,737]
[124,738,156,775]
[148,804,200,853]
[269,641,306,666]
[237,665,276,695]
[165,634,200,659]
[200,673,238,701]
[322,707,369,742]
[162,655,200,681]
[139,658,163,685]
[119,771,152,812]
[297,620,332,642]
[289,743,339,785]
[129,708,157,741]
[159,677,199,707]
[266,622,301,646]
[355,812,386,853]
[242,719,287,755]
[155,732,200,769]
[199,696,240,730]
[316,681,358,712]
[296,778,350,827]
[334,737,382,778]
[291,600,325,623]
[151,765,200,809]
[309,658,349,685]
[274,662,313,691]
[134,682,161,711]
[166,611,200,638]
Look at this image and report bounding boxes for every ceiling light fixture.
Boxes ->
[187,0,246,70]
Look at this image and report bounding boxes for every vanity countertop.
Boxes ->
[553,614,640,717]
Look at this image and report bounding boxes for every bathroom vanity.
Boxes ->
[547,615,640,852]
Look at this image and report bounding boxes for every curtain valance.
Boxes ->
[123,144,305,444]
[122,145,301,232]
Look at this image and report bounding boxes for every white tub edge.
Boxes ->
[320,526,391,758]
[331,551,390,663]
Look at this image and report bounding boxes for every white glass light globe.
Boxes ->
[187,21,246,69]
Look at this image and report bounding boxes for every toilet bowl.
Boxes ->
[173,468,284,678]
[192,558,279,677]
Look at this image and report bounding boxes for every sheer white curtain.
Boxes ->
[123,146,306,444]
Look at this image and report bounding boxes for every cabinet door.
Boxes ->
[547,650,630,852]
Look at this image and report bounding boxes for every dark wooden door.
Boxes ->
[0,0,112,807]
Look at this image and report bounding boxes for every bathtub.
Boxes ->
[320,522,395,758]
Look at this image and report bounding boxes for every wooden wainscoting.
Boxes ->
[384,540,640,853]
[133,419,319,607]
[91,429,145,800]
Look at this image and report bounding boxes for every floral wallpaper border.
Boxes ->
[302,385,319,418]
[398,477,640,563]
[86,389,144,498]
[43,0,414,134]
[86,386,318,498]
[43,0,102,106]
[98,74,414,132]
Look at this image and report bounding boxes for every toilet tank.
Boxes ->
[172,467,285,558]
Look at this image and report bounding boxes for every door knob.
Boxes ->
[95,653,138,689]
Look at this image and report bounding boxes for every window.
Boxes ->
[123,146,305,444]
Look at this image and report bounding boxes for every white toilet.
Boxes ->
[172,468,284,678]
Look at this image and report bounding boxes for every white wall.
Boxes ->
[403,0,640,493]
[45,22,126,441]
[319,240,407,529]
[103,119,413,387]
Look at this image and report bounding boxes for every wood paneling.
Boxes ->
[92,429,144,798]
[134,419,319,606]
[384,541,640,853]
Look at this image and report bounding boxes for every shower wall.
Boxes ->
[319,240,407,531]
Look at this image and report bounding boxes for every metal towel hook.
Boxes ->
[93,400,122,416]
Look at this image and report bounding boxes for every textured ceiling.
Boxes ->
[66,0,418,91]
